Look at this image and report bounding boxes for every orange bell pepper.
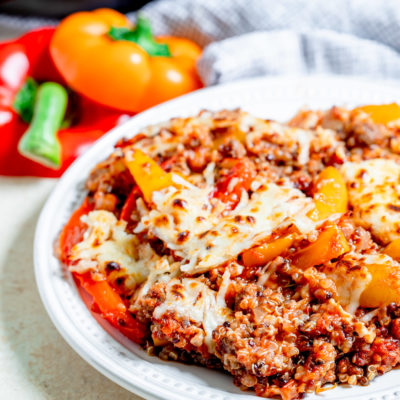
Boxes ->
[293,225,350,270]
[359,261,400,308]
[125,148,178,203]
[354,103,400,124]
[50,9,202,112]
[384,239,400,262]
[242,234,295,268]
[309,166,348,221]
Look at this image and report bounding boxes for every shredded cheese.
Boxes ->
[135,180,316,274]
[153,272,232,350]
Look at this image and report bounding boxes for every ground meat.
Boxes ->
[346,122,390,148]
[218,139,247,159]
[93,192,119,212]
[86,153,134,209]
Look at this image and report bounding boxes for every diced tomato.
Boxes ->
[212,158,256,210]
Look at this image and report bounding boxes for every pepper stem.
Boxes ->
[18,82,68,169]
[108,15,171,57]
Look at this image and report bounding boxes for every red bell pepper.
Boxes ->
[0,27,128,177]
[58,198,145,344]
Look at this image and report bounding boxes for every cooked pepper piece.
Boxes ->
[58,198,145,343]
[125,149,176,203]
[58,197,93,263]
[212,158,256,211]
[74,272,145,344]
[383,239,400,262]
[242,234,295,268]
[309,166,348,221]
[360,261,400,308]
[354,103,400,124]
[293,225,350,270]
[120,186,142,221]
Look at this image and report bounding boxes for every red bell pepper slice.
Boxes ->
[74,272,145,344]
[59,198,145,344]
[120,186,142,222]
[58,197,93,263]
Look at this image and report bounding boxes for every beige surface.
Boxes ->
[0,177,142,399]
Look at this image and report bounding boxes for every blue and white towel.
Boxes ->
[137,0,400,85]
[2,0,400,86]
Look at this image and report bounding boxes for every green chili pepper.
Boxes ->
[18,82,68,169]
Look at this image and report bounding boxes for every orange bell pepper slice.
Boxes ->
[125,148,178,203]
[354,103,400,124]
[383,238,400,262]
[359,261,400,308]
[242,234,295,268]
[309,166,348,221]
[293,225,350,270]
[50,9,202,112]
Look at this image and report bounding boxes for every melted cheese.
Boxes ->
[341,159,400,244]
[70,210,160,288]
[135,180,316,274]
[323,252,372,314]
[153,271,232,350]
[323,252,400,315]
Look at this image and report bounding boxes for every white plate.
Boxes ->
[35,76,400,400]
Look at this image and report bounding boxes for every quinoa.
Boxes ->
[62,107,400,399]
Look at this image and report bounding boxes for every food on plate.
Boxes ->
[50,9,202,112]
[59,105,400,399]
[0,27,127,177]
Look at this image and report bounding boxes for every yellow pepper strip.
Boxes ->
[293,225,350,270]
[360,261,400,308]
[242,234,295,268]
[354,103,400,124]
[125,149,175,203]
[383,238,400,262]
[309,166,348,221]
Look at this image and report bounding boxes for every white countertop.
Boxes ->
[0,177,142,399]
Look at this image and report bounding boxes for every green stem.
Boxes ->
[18,82,68,169]
[108,15,171,57]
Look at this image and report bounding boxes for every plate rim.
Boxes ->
[34,75,400,400]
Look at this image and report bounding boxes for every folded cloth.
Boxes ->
[135,0,400,85]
